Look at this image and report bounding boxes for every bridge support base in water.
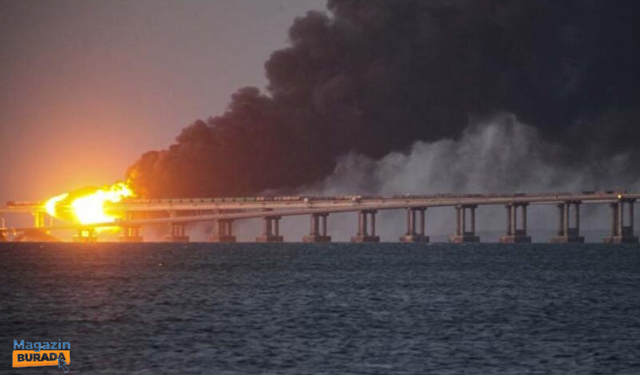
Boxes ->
[450,205,479,243]
[351,235,380,243]
[499,235,531,243]
[604,200,638,244]
[303,235,332,243]
[120,226,143,243]
[399,234,429,243]
[400,208,429,243]
[73,227,97,243]
[257,216,283,243]
[304,213,331,243]
[604,235,639,244]
[352,210,379,243]
[166,223,189,243]
[210,219,236,243]
[551,235,584,243]
[449,234,480,243]
[256,235,284,243]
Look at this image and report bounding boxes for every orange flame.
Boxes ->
[44,181,135,226]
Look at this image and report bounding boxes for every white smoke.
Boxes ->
[242,114,636,243]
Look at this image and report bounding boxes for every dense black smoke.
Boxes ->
[127,0,640,198]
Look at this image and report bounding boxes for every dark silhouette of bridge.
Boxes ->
[1,191,638,244]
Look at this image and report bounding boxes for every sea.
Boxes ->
[1,243,640,374]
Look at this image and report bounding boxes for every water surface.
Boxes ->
[1,243,640,374]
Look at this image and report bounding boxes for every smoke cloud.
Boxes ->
[127,0,640,198]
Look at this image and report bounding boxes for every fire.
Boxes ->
[44,181,135,226]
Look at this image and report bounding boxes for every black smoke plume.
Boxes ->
[127,0,640,198]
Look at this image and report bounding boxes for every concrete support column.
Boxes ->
[370,210,377,237]
[321,214,328,236]
[400,208,429,243]
[461,207,467,234]
[450,205,480,243]
[210,219,236,243]
[304,213,331,243]
[352,210,380,243]
[521,205,528,233]
[166,223,189,243]
[618,201,624,237]
[500,203,531,243]
[419,208,426,236]
[556,204,565,236]
[406,208,415,236]
[470,206,476,235]
[610,203,619,237]
[257,216,283,243]
[552,201,584,243]
[605,199,638,243]
[563,203,570,237]
[33,211,46,229]
[629,200,635,230]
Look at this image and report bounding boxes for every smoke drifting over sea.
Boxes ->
[127,0,640,198]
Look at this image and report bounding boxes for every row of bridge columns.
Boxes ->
[61,198,638,244]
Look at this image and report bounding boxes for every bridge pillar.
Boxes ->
[257,216,284,243]
[33,211,46,228]
[119,213,143,242]
[73,227,98,243]
[604,199,638,243]
[351,210,380,243]
[500,203,531,243]
[400,207,429,243]
[304,213,331,243]
[0,217,6,242]
[449,205,480,243]
[210,219,236,243]
[119,226,143,243]
[165,223,190,243]
[551,201,584,243]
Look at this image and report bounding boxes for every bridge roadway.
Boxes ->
[1,191,639,244]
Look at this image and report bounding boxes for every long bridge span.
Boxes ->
[1,190,639,244]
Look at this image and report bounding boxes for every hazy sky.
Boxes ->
[0,0,325,205]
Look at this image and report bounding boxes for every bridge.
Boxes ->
[0,190,638,244]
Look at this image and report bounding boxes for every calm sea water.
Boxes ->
[2,243,640,374]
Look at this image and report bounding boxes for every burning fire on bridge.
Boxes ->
[43,181,135,230]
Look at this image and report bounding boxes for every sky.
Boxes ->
[0,0,325,205]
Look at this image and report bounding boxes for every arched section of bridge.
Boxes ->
[605,199,638,243]
[210,219,236,243]
[257,216,284,243]
[351,210,380,243]
[449,205,480,243]
[500,203,531,243]
[400,207,429,243]
[304,213,331,243]
[551,201,584,243]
